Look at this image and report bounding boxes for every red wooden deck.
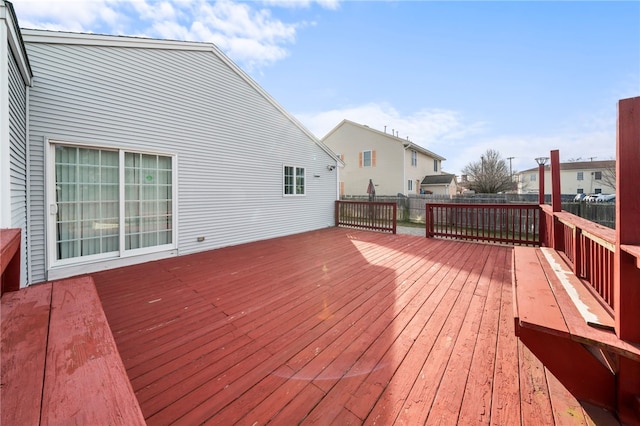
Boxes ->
[92,227,619,425]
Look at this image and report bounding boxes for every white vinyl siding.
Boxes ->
[8,45,29,284]
[25,35,337,282]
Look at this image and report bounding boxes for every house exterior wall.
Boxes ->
[326,122,403,196]
[517,162,616,195]
[324,121,445,196]
[403,149,440,195]
[8,43,28,285]
[24,31,338,283]
[1,0,32,287]
[423,181,457,197]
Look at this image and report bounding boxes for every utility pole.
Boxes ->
[506,156,514,180]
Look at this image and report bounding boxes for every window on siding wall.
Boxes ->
[433,159,438,172]
[595,188,602,194]
[411,150,417,166]
[408,180,413,191]
[363,150,372,167]
[577,188,584,194]
[594,171,602,180]
[530,174,536,182]
[359,150,376,167]
[577,171,584,180]
[53,144,174,263]
[284,166,305,195]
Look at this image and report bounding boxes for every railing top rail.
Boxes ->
[541,205,616,248]
[425,202,541,209]
[337,200,397,206]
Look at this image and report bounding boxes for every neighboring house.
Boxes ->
[1,1,340,286]
[421,174,458,197]
[321,119,446,196]
[516,160,615,195]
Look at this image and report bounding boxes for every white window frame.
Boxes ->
[433,159,438,172]
[577,171,584,181]
[530,174,537,182]
[408,180,413,191]
[46,139,177,270]
[411,150,417,167]
[283,165,306,196]
[594,171,602,180]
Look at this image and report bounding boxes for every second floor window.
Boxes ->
[411,150,417,166]
[408,180,413,191]
[577,172,584,180]
[434,159,438,172]
[530,174,536,182]
[594,171,602,180]
[361,150,376,167]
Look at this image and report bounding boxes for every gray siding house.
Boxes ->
[1,1,340,285]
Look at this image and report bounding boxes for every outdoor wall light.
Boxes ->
[327,165,336,171]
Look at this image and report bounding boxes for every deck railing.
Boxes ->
[425,203,541,246]
[541,205,616,312]
[335,201,397,234]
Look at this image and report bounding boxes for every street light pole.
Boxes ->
[535,157,549,204]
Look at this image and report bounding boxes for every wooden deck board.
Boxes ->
[90,227,619,425]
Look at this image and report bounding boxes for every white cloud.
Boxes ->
[12,0,305,69]
[261,0,340,10]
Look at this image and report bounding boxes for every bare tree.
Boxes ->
[461,149,514,193]
[602,162,616,190]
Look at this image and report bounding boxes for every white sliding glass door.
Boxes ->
[50,142,175,267]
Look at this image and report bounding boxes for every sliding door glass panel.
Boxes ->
[125,152,173,250]
[55,146,119,260]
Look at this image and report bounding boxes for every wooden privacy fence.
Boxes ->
[425,203,541,246]
[335,201,397,234]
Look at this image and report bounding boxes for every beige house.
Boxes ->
[516,160,616,195]
[322,120,446,196]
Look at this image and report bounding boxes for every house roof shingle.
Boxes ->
[421,174,456,185]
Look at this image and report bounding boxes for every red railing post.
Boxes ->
[614,96,640,343]
[550,150,564,251]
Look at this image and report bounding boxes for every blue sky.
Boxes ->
[13,0,639,175]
